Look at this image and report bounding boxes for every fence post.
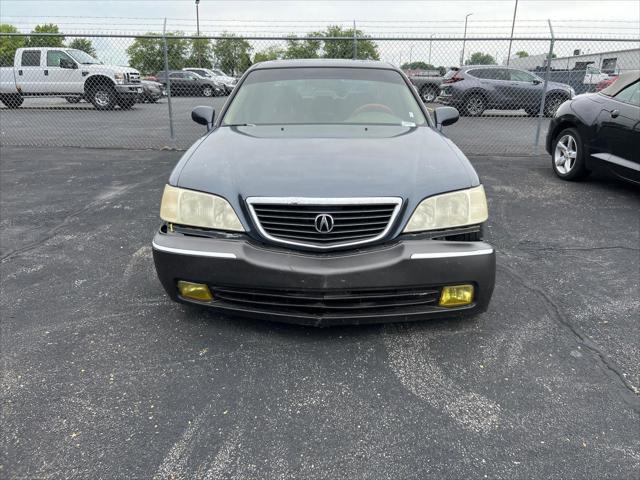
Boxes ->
[353,20,358,60]
[534,20,555,153]
[162,18,176,149]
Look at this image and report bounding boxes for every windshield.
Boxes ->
[212,69,226,76]
[222,67,427,127]
[67,49,101,65]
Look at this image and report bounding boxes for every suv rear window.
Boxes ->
[21,50,41,67]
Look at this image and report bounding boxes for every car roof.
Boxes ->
[250,59,397,70]
[600,70,640,96]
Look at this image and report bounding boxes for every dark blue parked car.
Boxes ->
[152,60,496,326]
[437,65,575,117]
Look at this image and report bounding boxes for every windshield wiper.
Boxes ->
[224,123,256,127]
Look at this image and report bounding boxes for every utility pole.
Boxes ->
[195,0,201,36]
[506,0,519,65]
[460,13,472,66]
[195,0,202,67]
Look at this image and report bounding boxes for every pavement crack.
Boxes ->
[498,260,640,411]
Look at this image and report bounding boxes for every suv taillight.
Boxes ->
[443,72,463,84]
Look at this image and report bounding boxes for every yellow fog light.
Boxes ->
[177,281,213,302]
[439,284,474,307]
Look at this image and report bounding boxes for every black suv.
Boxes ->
[154,70,224,97]
[437,66,575,117]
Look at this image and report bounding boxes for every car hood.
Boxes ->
[85,64,139,74]
[547,80,572,91]
[173,125,479,231]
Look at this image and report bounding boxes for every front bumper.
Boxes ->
[152,232,496,326]
[115,84,144,97]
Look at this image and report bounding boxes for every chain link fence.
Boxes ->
[1,31,638,154]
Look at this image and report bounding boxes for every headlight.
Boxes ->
[160,185,244,231]
[114,72,125,84]
[404,185,488,233]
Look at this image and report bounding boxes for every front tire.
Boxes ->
[420,85,438,103]
[201,85,214,97]
[551,127,589,180]
[89,85,117,110]
[0,94,24,108]
[462,94,485,117]
[544,94,566,117]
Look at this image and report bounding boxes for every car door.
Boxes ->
[15,49,45,94]
[182,72,201,95]
[168,72,187,95]
[45,50,82,93]
[507,69,543,109]
[483,68,511,108]
[595,81,640,180]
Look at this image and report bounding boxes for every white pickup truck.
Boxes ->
[0,47,143,109]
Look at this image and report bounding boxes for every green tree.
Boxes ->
[67,38,96,57]
[187,37,213,68]
[515,50,529,58]
[26,23,64,48]
[465,52,496,65]
[401,61,436,70]
[321,25,379,60]
[213,33,252,75]
[253,45,284,63]
[0,24,25,67]
[126,32,189,75]
[283,35,321,59]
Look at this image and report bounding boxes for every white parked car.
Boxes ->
[0,47,142,109]
[183,67,237,94]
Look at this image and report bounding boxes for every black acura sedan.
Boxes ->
[152,60,495,326]
[546,70,639,184]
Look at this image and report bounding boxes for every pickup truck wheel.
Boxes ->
[201,85,214,97]
[89,86,116,110]
[420,86,438,103]
[1,94,24,108]
[118,97,136,110]
[462,94,485,117]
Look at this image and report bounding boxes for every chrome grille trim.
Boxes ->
[246,197,403,251]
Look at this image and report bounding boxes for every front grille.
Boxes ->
[247,197,402,250]
[212,286,440,316]
[126,72,141,84]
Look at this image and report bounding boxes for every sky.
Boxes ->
[1,1,638,67]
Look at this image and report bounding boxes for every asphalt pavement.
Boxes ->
[0,97,550,155]
[1,146,638,479]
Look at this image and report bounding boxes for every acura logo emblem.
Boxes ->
[314,214,334,233]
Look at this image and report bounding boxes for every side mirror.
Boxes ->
[434,106,459,130]
[192,106,215,132]
[532,79,542,85]
[60,58,77,69]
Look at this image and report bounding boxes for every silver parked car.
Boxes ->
[437,65,575,117]
[183,67,237,94]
